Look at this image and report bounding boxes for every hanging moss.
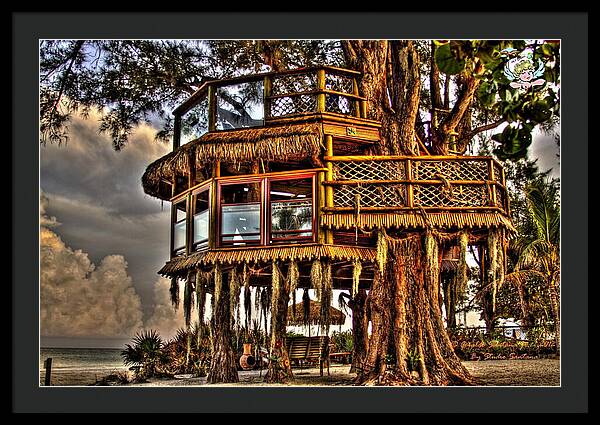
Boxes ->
[214,263,222,307]
[229,266,241,329]
[242,264,252,330]
[487,229,500,314]
[352,260,362,298]
[424,230,439,293]
[183,271,195,328]
[288,260,299,319]
[270,261,281,343]
[302,287,311,328]
[455,231,469,299]
[169,277,180,310]
[320,260,333,334]
[195,269,208,348]
[310,259,323,302]
[376,229,388,274]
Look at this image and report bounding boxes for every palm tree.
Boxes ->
[505,178,560,351]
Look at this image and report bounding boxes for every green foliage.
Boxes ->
[434,43,465,75]
[330,330,353,353]
[406,348,421,372]
[121,330,168,380]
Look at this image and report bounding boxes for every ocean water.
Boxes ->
[39,347,129,386]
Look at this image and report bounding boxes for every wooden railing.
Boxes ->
[171,66,364,149]
[321,155,509,214]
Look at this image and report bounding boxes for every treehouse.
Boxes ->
[142,66,513,292]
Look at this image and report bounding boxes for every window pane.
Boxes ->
[271,200,312,237]
[193,210,209,245]
[270,177,313,241]
[181,97,209,144]
[216,81,264,130]
[221,182,261,204]
[221,203,260,244]
[174,220,186,251]
[193,189,210,248]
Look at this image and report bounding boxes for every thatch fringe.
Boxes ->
[158,244,376,277]
[376,229,388,274]
[169,277,180,310]
[321,212,516,232]
[142,122,323,198]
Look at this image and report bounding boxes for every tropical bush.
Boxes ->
[121,330,169,381]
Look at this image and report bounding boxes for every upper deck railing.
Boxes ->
[322,155,509,214]
[171,66,365,149]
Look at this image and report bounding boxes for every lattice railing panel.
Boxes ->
[495,187,506,209]
[269,95,316,117]
[334,184,407,208]
[271,72,316,96]
[413,184,488,208]
[325,94,356,115]
[413,160,489,181]
[325,72,354,94]
[333,160,406,181]
[493,163,504,185]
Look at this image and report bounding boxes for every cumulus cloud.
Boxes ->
[40,193,189,341]
[40,224,144,338]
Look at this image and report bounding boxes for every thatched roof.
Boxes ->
[321,211,516,233]
[158,244,376,278]
[286,300,346,326]
[142,122,324,199]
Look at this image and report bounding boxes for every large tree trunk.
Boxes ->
[349,289,369,373]
[207,270,239,383]
[264,263,294,383]
[356,233,474,386]
[342,40,475,386]
[441,272,457,329]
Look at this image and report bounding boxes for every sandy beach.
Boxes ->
[121,359,559,387]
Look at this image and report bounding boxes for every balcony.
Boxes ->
[172,66,365,149]
[321,155,512,231]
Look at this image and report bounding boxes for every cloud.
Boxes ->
[40,224,144,338]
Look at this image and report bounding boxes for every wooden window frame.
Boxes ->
[170,195,188,258]
[191,181,211,252]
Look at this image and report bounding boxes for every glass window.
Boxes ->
[173,200,187,255]
[193,188,210,250]
[270,178,313,243]
[216,81,264,130]
[220,181,262,246]
[181,97,209,145]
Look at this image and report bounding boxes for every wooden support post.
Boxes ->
[209,161,220,249]
[208,85,217,131]
[316,69,326,113]
[488,159,497,207]
[317,171,326,244]
[352,78,361,118]
[324,135,334,244]
[185,193,192,256]
[405,159,414,207]
[44,357,52,386]
[173,114,181,151]
[263,75,272,121]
